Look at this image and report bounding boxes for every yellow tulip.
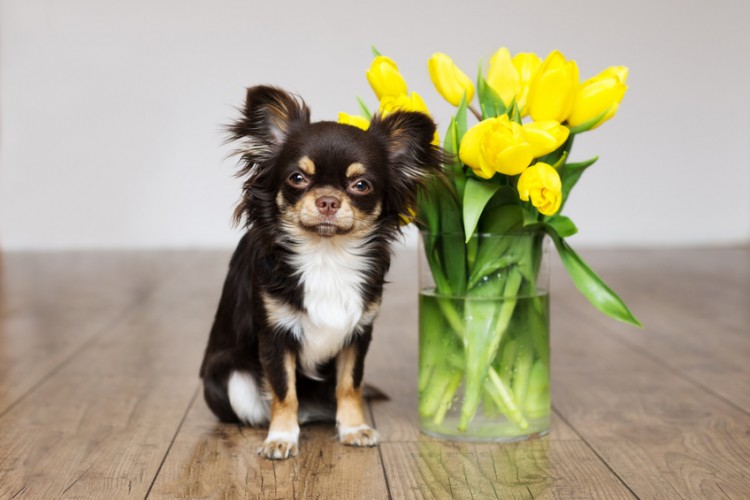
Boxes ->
[366,55,408,100]
[338,112,370,131]
[568,66,628,129]
[379,92,440,145]
[527,50,579,122]
[487,48,518,107]
[523,121,569,158]
[459,115,533,178]
[517,162,562,216]
[487,48,542,116]
[513,52,542,116]
[428,53,475,106]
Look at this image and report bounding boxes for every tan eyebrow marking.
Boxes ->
[298,156,315,175]
[346,162,366,178]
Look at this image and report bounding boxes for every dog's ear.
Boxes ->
[368,111,443,218]
[228,86,310,166]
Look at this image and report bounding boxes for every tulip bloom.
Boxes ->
[517,162,562,216]
[338,112,370,131]
[366,55,408,100]
[527,51,579,123]
[568,66,628,129]
[428,53,475,106]
[487,48,518,107]
[523,121,569,158]
[459,115,533,178]
[513,52,542,116]
[487,48,541,115]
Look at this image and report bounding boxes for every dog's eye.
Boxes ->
[287,172,310,188]
[349,179,373,195]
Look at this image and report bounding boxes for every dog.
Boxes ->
[199,86,441,460]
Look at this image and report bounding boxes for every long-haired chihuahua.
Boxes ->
[200,86,440,460]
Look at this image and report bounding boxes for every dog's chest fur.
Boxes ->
[274,236,375,377]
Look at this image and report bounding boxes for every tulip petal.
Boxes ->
[524,121,570,157]
[338,112,370,131]
[527,51,579,122]
[367,55,408,100]
[568,65,628,128]
[517,163,562,215]
[458,121,486,172]
[429,53,475,106]
[495,144,533,176]
[487,47,520,106]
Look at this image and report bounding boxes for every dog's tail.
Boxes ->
[202,375,240,424]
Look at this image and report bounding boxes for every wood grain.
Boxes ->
[381,439,634,499]
[551,265,750,499]
[0,252,228,499]
[1,246,749,498]
[0,251,187,415]
[147,398,387,499]
[563,247,750,414]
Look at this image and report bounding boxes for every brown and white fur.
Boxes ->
[199,86,441,459]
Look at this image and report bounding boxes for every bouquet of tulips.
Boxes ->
[343,47,640,436]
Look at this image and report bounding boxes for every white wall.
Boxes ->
[2,0,749,250]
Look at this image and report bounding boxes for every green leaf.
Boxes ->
[477,64,506,119]
[371,46,382,57]
[546,229,642,327]
[356,97,372,120]
[483,186,519,212]
[559,156,598,211]
[422,184,466,295]
[467,205,524,288]
[545,215,578,238]
[481,203,524,234]
[509,100,522,124]
[568,109,609,134]
[443,118,466,199]
[550,151,568,170]
[537,135,573,167]
[455,93,468,142]
[463,177,502,243]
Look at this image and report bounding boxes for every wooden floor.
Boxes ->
[0,245,748,499]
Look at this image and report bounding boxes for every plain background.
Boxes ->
[1,0,749,250]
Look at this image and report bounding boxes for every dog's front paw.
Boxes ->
[258,431,299,460]
[339,425,379,447]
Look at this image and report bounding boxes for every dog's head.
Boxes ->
[228,86,441,240]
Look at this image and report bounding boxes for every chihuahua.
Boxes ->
[200,86,440,459]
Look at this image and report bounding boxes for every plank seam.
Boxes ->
[0,304,140,419]
[608,332,750,420]
[552,407,641,500]
[367,400,394,500]
[0,254,195,420]
[144,384,200,499]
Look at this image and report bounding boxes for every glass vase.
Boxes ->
[418,231,550,442]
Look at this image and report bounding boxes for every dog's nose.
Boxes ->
[316,196,340,216]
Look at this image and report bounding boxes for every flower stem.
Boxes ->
[468,104,483,121]
[487,367,528,430]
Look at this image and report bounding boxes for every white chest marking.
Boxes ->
[265,236,372,378]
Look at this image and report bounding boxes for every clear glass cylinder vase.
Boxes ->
[418,230,550,442]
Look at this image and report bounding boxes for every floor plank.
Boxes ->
[0,252,187,416]
[1,246,748,498]
[551,273,750,498]
[148,398,388,499]
[565,247,750,415]
[381,439,634,500]
[0,252,227,499]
